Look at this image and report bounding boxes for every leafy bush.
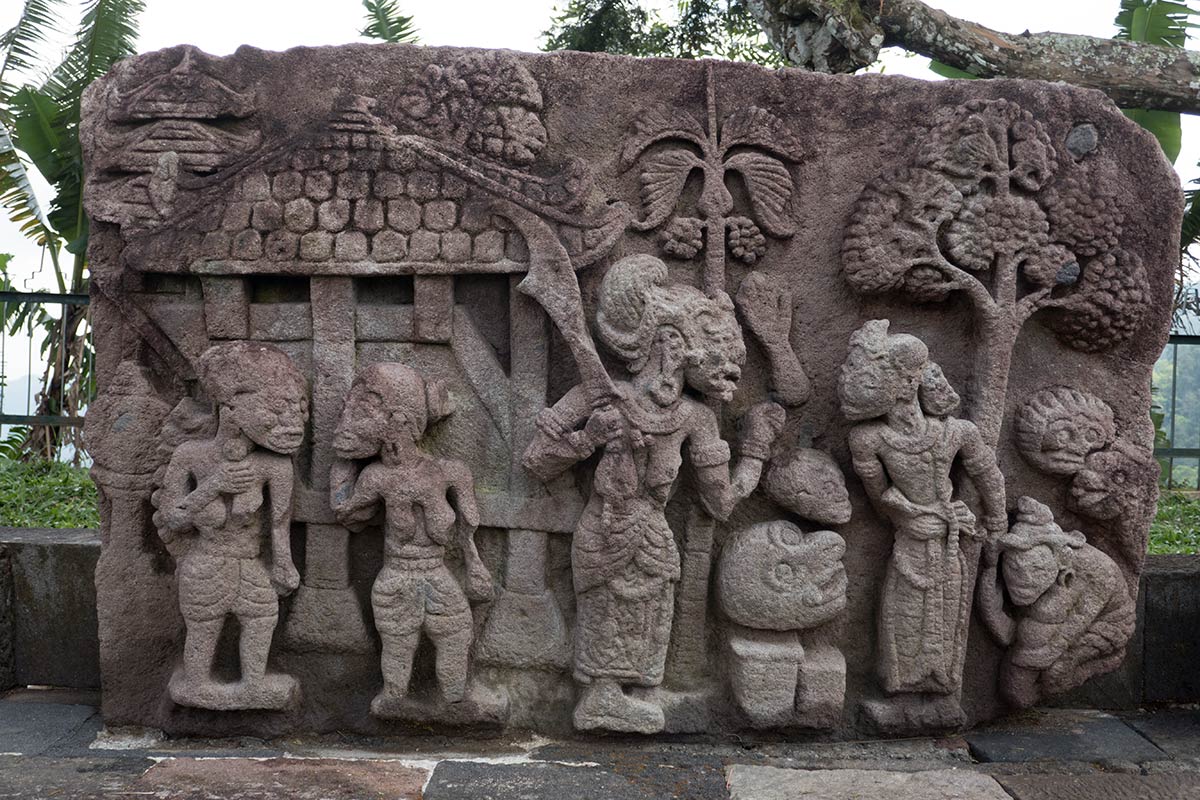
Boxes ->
[0,459,98,528]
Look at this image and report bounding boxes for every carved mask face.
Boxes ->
[334,382,391,460]
[684,308,745,403]
[1003,544,1060,606]
[1037,418,1107,474]
[227,383,307,455]
[1070,449,1134,520]
[334,364,428,460]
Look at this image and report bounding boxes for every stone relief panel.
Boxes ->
[82,44,1176,739]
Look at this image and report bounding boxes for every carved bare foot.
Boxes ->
[735,273,811,406]
[573,679,665,734]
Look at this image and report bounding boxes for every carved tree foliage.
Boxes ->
[842,99,1148,443]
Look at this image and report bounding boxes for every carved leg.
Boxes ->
[378,631,420,699]
[573,678,665,734]
[433,629,472,703]
[182,618,223,685]
[238,615,277,683]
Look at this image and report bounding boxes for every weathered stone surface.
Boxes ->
[726,765,1011,800]
[139,757,428,800]
[424,760,727,800]
[1142,555,1200,703]
[0,548,12,692]
[998,773,1200,800]
[83,43,1177,739]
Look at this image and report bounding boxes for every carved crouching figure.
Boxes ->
[153,342,307,710]
[523,254,783,734]
[979,496,1136,708]
[330,362,500,721]
[839,320,1006,732]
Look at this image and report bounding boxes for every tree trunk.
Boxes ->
[749,0,1200,114]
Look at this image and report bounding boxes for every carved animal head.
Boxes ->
[197,342,308,455]
[595,254,746,403]
[1016,386,1116,476]
[1069,440,1158,521]
[838,319,928,421]
[764,448,852,526]
[334,362,449,460]
[999,496,1085,606]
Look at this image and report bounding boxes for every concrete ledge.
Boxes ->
[0,528,100,690]
[0,527,1198,710]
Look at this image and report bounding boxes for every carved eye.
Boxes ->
[774,562,794,582]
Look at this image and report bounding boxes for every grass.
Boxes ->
[0,460,100,529]
[0,458,1198,554]
[1150,491,1200,554]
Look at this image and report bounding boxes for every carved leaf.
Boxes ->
[621,106,706,169]
[635,148,703,231]
[718,106,802,162]
[724,151,795,237]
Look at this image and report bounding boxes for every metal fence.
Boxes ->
[0,290,92,461]
[1154,333,1200,489]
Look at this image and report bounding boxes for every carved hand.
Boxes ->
[740,400,786,460]
[585,405,628,447]
[271,561,301,595]
[212,459,256,494]
[735,274,811,406]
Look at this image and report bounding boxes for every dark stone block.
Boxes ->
[998,772,1200,800]
[0,528,101,689]
[0,697,98,755]
[0,548,13,691]
[1123,707,1200,759]
[1142,554,1200,703]
[965,710,1167,764]
[423,759,729,800]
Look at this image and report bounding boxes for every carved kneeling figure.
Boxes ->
[331,362,502,722]
[978,496,1136,708]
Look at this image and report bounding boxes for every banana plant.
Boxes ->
[620,62,802,295]
[0,0,144,460]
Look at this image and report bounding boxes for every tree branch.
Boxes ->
[750,0,1200,114]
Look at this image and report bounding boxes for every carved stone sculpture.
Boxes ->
[1016,387,1116,476]
[523,254,784,733]
[978,497,1136,708]
[840,320,1007,732]
[330,362,504,722]
[151,342,307,710]
[84,44,1175,738]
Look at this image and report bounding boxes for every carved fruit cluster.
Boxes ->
[659,216,704,259]
[727,216,767,265]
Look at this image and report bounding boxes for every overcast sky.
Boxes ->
[0,0,1191,293]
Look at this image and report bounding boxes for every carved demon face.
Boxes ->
[199,342,308,456]
[683,304,746,403]
[1069,444,1156,521]
[227,383,308,456]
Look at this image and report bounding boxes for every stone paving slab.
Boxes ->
[965,710,1168,764]
[139,757,430,800]
[0,699,98,756]
[725,765,1011,800]
[1124,708,1200,761]
[423,759,729,799]
[0,754,155,798]
[998,772,1200,799]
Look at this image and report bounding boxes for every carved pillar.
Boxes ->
[475,278,569,669]
[282,276,372,652]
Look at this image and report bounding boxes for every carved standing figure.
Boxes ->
[523,254,784,733]
[330,362,497,720]
[839,320,1006,731]
[978,497,1136,708]
[152,342,307,710]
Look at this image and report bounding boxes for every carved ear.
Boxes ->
[425,379,451,423]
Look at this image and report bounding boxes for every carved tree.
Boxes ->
[623,63,802,294]
[842,99,1147,446]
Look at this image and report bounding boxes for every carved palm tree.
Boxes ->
[622,63,802,295]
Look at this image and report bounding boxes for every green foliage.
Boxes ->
[0,0,63,107]
[360,0,418,44]
[927,60,976,79]
[543,0,781,65]
[0,459,98,528]
[1114,1,1198,162]
[1151,491,1200,553]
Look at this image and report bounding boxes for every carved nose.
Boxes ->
[724,365,741,383]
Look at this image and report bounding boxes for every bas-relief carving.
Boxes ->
[978,497,1136,708]
[151,343,307,710]
[331,363,506,723]
[83,46,1174,739]
[840,320,1007,733]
